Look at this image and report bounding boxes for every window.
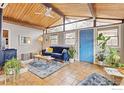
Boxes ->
[65,32,76,45]
[49,35,58,45]
[47,26,63,33]
[98,27,119,47]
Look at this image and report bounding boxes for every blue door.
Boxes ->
[80,29,94,63]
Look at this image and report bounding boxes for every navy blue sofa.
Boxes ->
[42,46,69,61]
[0,49,17,67]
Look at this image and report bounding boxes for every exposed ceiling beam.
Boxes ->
[66,15,123,21]
[42,3,64,17]
[3,17,45,30]
[87,3,96,19]
[122,19,124,23]
[96,17,123,21]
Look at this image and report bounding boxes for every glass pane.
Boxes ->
[76,19,93,29]
[107,37,118,46]
[65,38,75,45]
[65,19,93,31]
[50,35,58,40]
[51,40,58,45]
[98,29,118,36]
[65,32,75,39]
[65,23,77,31]
[49,35,58,45]
[47,26,63,33]
[97,27,119,47]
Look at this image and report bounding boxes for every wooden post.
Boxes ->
[122,19,124,23]
[0,8,3,49]
[63,16,65,32]
[93,19,96,27]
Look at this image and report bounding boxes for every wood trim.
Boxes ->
[96,17,123,21]
[65,15,123,21]
[65,15,92,18]
[42,3,64,17]
[3,17,45,30]
[122,19,124,23]
[63,16,65,31]
[93,19,96,27]
[87,3,96,18]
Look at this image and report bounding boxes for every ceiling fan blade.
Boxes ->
[45,7,54,18]
[47,14,55,18]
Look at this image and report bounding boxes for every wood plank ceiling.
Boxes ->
[3,3,61,30]
[94,3,124,19]
[51,3,92,17]
[3,3,124,30]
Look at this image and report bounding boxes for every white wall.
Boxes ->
[3,22,43,59]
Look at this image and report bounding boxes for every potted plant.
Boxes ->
[4,58,21,77]
[68,46,76,63]
[96,33,110,65]
[105,48,121,68]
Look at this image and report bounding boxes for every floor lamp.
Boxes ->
[38,35,44,52]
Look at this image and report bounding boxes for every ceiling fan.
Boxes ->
[0,3,8,9]
[35,7,54,18]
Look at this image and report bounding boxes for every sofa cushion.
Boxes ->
[51,53,62,59]
[50,46,69,53]
[44,52,52,56]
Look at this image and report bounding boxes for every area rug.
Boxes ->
[28,61,67,79]
[77,73,116,85]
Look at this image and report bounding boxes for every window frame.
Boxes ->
[97,26,119,48]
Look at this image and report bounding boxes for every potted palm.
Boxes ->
[4,58,21,77]
[68,46,76,63]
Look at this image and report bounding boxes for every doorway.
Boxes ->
[3,30,9,48]
[80,29,94,63]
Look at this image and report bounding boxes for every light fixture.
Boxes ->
[38,35,43,42]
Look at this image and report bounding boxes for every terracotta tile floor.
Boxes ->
[0,62,123,85]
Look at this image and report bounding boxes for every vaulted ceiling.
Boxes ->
[3,3,124,30]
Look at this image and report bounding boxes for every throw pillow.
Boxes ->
[62,49,67,53]
[46,48,53,53]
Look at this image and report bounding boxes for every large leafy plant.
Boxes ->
[97,33,110,51]
[105,48,121,67]
[68,46,76,59]
[4,58,21,76]
[96,33,110,61]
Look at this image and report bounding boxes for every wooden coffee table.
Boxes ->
[34,55,55,63]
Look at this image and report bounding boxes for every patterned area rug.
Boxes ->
[77,73,116,85]
[28,61,67,79]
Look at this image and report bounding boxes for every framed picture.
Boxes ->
[19,35,31,45]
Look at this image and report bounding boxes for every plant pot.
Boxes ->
[99,61,104,65]
[7,68,15,75]
[69,59,75,63]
